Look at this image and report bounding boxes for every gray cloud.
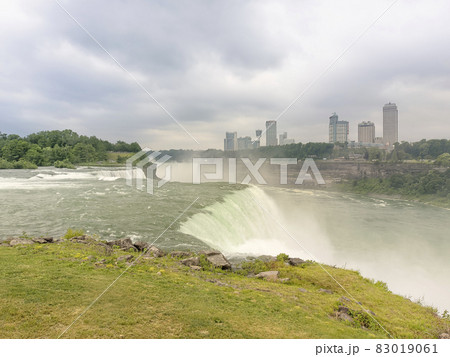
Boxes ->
[0,0,449,149]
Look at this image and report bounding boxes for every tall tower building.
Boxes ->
[383,102,398,149]
[254,129,262,148]
[265,120,277,146]
[224,132,237,151]
[328,113,349,143]
[358,121,375,143]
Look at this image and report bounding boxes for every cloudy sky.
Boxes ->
[1,0,449,149]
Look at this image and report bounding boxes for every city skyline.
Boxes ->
[225,101,398,150]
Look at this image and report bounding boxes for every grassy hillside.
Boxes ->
[0,236,448,339]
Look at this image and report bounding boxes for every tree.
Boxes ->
[72,143,97,163]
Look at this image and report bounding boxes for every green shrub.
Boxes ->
[63,228,85,239]
[0,158,13,169]
[12,159,37,169]
[235,259,268,276]
[54,159,75,169]
[276,253,289,262]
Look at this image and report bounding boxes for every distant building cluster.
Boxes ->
[223,120,294,151]
[330,102,399,150]
[224,102,398,151]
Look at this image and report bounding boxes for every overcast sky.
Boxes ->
[1,0,449,149]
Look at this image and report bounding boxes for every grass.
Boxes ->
[0,238,448,339]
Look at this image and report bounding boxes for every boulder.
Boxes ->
[32,238,49,244]
[117,255,134,262]
[255,271,279,281]
[318,288,333,294]
[288,257,305,266]
[205,252,231,270]
[181,257,200,267]
[72,235,87,240]
[133,241,149,252]
[107,238,137,251]
[170,251,192,258]
[338,311,354,323]
[256,255,277,263]
[9,238,35,246]
[190,265,202,271]
[146,245,165,258]
[71,238,89,244]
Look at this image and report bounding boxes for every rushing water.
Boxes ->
[0,167,449,312]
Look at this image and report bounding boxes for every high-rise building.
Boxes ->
[224,132,237,151]
[328,113,349,143]
[278,132,295,146]
[383,102,398,149]
[358,121,375,144]
[265,120,277,146]
[253,129,262,148]
[237,136,252,150]
[279,132,287,145]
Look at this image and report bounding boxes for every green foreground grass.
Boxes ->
[0,239,448,339]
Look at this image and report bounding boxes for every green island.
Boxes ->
[0,231,448,339]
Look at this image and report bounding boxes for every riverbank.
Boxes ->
[332,170,450,209]
[0,234,448,339]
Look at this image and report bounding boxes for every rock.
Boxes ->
[279,278,290,283]
[117,255,134,262]
[170,251,192,258]
[205,252,232,270]
[32,238,49,244]
[257,255,277,263]
[200,250,221,256]
[72,235,87,240]
[190,265,202,271]
[0,243,10,247]
[181,257,200,267]
[146,245,165,257]
[255,271,279,281]
[71,239,89,244]
[439,333,449,339]
[43,237,54,243]
[318,288,333,294]
[338,306,350,314]
[133,241,149,252]
[340,296,352,303]
[107,238,137,251]
[367,310,376,316]
[288,257,305,266]
[298,288,309,293]
[95,259,106,265]
[338,312,354,323]
[156,271,162,276]
[9,238,35,246]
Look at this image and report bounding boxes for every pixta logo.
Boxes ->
[126,148,171,194]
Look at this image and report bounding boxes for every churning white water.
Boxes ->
[180,185,334,262]
[180,185,450,313]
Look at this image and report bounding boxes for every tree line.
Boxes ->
[0,130,141,169]
[346,169,450,204]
